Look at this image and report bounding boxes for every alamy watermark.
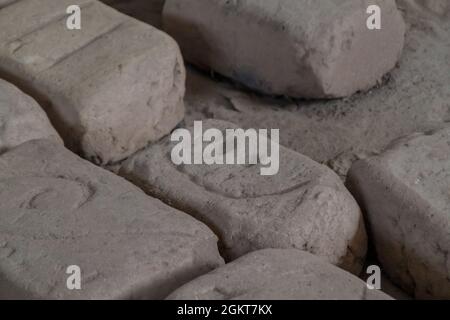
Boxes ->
[65,4,382,31]
[66,5,81,30]
[367,5,382,30]
[170,121,280,176]
[366,265,382,290]
[66,265,81,290]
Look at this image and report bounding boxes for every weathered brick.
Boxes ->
[168,249,392,300]
[163,0,405,98]
[347,127,450,299]
[120,119,367,274]
[0,0,185,165]
[0,139,223,299]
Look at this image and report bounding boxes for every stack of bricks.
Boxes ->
[0,0,448,300]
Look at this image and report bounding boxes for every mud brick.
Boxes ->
[163,0,405,98]
[168,249,392,300]
[348,127,450,299]
[0,0,185,165]
[120,119,367,274]
[0,139,223,299]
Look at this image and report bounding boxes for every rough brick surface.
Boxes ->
[120,119,367,274]
[0,0,185,165]
[163,0,405,98]
[167,249,392,300]
[0,139,223,299]
[347,127,450,299]
[0,79,62,154]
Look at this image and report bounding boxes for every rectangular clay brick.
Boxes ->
[0,139,223,299]
[168,249,392,300]
[120,119,367,274]
[348,127,450,299]
[0,0,185,165]
[163,0,405,98]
